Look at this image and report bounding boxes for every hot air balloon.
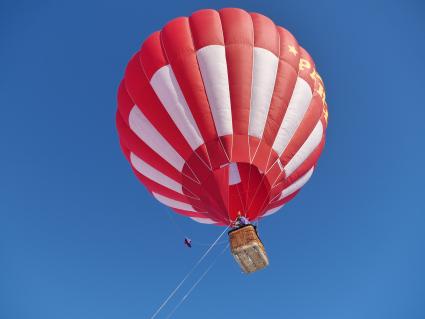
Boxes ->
[116,8,328,273]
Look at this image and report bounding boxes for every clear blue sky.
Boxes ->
[1,1,425,318]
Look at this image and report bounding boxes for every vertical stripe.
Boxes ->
[196,45,233,136]
[284,121,323,176]
[129,106,185,171]
[117,99,185,183]
[160,17,218,145]
[219,8,254,136]
[190,217,216,224]
[150,65,204,150]
[248,47,279,139]
[262,204,284,217]
[130,152,183,194]
[260,27,300,147]
[152,192,198,212]
[280,93,324,165]
[229,163,241,185]
[123,54,194,162]
[272,77,313,155]
[277,167,314,200]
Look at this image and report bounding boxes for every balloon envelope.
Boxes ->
[116,8,328,226]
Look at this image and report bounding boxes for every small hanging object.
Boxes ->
[184,237,192,248]
[229,221,269,273]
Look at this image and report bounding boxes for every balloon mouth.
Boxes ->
[176,135,284,225]
[184,160,273,225]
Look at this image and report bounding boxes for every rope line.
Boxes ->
[149,226,229,319]
[165,243,230,319]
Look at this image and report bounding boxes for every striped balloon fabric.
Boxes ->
[116,8,328,226]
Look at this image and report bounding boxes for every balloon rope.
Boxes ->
[165,243,230,319]
[149,226,230,319]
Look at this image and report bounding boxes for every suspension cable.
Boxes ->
[165,243,230,319]
[149,226,230,319]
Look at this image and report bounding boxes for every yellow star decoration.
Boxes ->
[310,68,318,81]
[288,44,298,56]
[323,105,329,125]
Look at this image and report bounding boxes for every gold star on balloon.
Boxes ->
[323,105,329,124]
[288,44,298,56]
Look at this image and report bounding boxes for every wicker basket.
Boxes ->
[228,225,269,273]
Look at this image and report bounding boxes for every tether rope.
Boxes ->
[149,226,230,319]
[165,243,230,319]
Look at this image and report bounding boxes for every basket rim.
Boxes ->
[227,224,256,235]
